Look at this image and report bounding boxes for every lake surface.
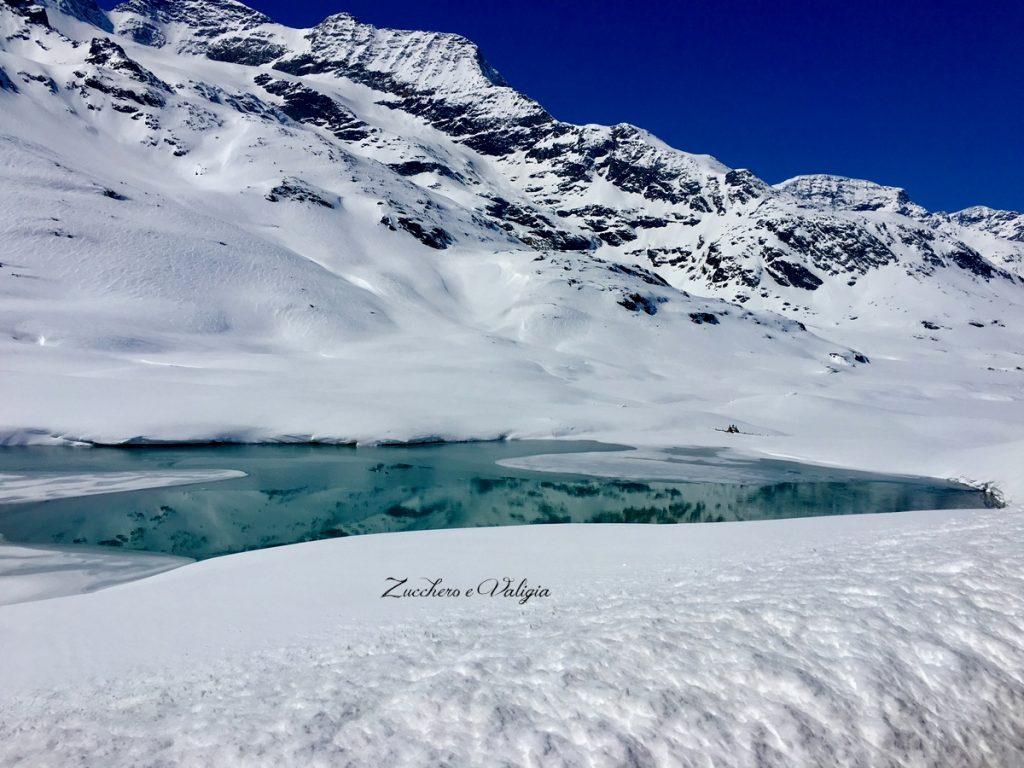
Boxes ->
[0,442,994,560]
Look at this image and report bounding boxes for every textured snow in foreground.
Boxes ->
[1,506,1022,767]
[0,469,245,504]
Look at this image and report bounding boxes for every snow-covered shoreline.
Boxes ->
[2,505,1022,766]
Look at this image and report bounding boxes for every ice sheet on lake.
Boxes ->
[0,544,190,606]
[499,445,929,485]
[0,470,246,504]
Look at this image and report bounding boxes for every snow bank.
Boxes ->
[1,506,1022,766]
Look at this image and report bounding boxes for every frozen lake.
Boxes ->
[0,442,994,560]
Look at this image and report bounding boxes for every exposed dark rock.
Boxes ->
[689,312,720,325]
[18,70,58,92]
[380,215,453,249]
[207,35,287,65]
[759,216,895,276]
[85,38,171,91]
[270,18,555,158]
[606,263,670,287]
[190,81,286,121]
[485,197,594,251]
[618,292,663,316]
[51,0,111,30]
[723,169,768,204]
[45,0,1021,303]
[388,160,461,181]
[639,246,693,268]
[79,38,172,108]
[763,255,824,290]
[702,242,758,288]
[0,67,18,93]
[781,175,926,218]
[556,204,618,219]
[117,17,165,46]
[266,178,337,208]
[945,244,1003,280]
[628,215,670,230]
[595,136,694,204]
[3,0,50,27]
[82,75,166,107]
[254,73,370,141]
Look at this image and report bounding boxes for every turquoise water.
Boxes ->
[0,442,993,560]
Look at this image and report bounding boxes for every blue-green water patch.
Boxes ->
[0,441,994,560]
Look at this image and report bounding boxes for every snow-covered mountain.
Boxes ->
[1,0,1023,455]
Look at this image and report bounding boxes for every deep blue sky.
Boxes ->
[142,0,1024,212]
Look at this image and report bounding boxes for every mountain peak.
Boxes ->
[777,174,927,218]
[111,0,271,48]
[295,9,511,91]
[949,205,1024,243]
[319,11,358,26]
[113,0,270,24]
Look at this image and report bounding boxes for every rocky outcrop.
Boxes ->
[265,178,338,208]
[254,73,370,142]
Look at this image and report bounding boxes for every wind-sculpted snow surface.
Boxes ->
[1,507,1022,766]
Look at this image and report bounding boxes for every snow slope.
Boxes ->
[1,505,1022,766]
